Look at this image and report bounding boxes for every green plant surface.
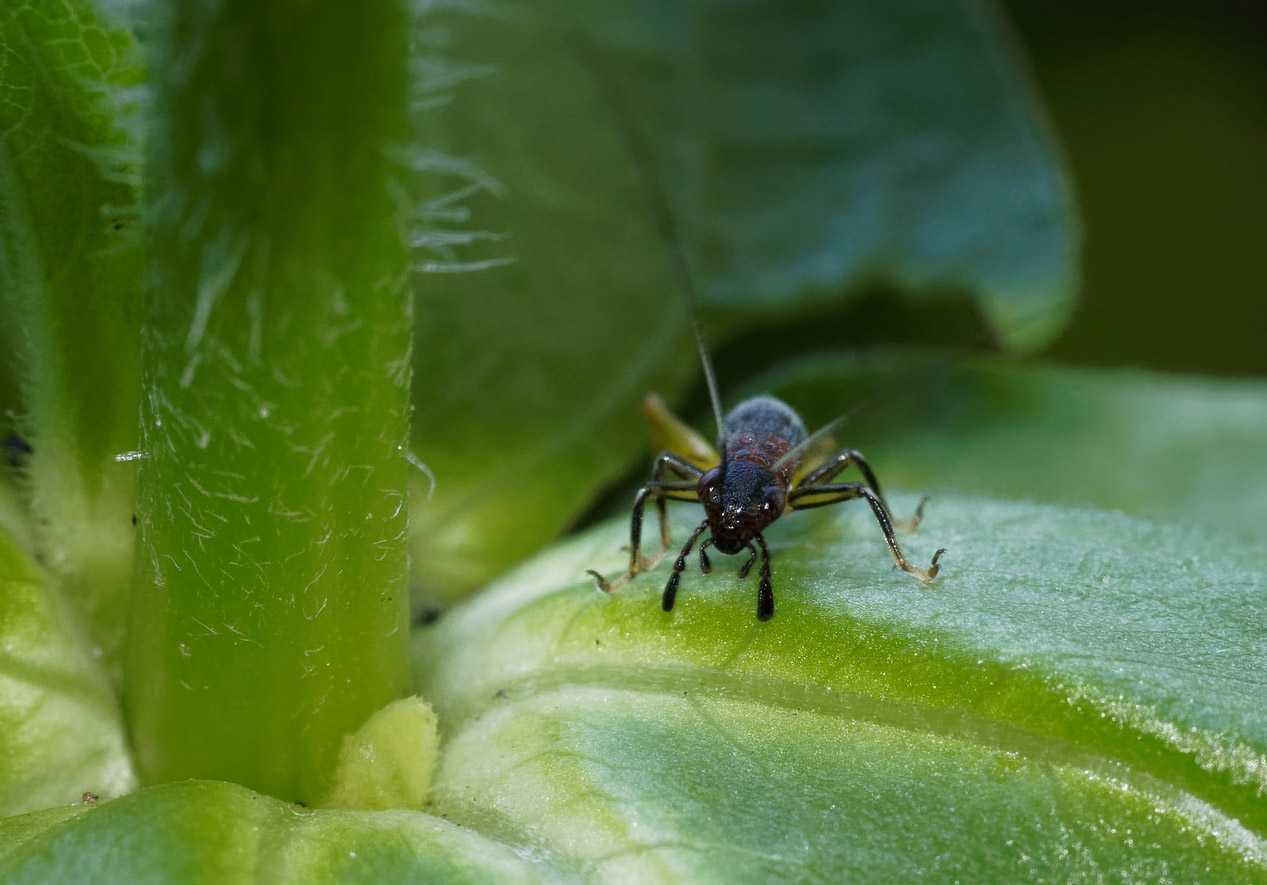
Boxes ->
[0,530,133,818]
[14,0,1264,880]
[406,0,1078,605]
[0,0,144,670]
[411,494,1267,880]
[121,0,414,804]
[319,697,439,812]
[0,781,549,883]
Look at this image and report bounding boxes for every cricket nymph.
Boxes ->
[583,52,944,620]
[588,389,945,622]
[697,396,804,555]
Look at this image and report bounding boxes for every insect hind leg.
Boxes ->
[788,482,944,581]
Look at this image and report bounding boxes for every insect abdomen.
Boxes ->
[723,396,807,468]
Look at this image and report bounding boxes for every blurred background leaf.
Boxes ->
[406,0,1078,608]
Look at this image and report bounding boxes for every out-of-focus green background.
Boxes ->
[703,2,1267,388]
[1010,1,1267,378]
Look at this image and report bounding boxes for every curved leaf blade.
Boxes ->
[405,0,1078,605]
[0,781,553,883]
[0,0,145,667]
[0,530,134,817]
[415,495,1267,877]
[599,0,1079,348]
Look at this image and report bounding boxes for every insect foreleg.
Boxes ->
[788,482,945,582]
[662,519,710,613]
[699,538,714,574]
[587,477,698,594]
[794,448,926,530]
[755,535,774,621]
[649,451,704,546]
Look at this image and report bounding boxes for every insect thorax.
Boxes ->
[722,395,807,468]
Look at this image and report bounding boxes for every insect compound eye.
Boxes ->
[699,467,723,505]
[760,487,782,514]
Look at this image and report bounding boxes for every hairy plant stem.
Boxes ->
[125,0,413,803]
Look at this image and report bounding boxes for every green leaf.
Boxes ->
[413,495,1267,878]
[0,529,134,817]
[123,0,414,804]
[587,1,1079,347]
[0,781,550,883]
[0,0,144,667]
[407,2,695,603]
[741,354,1267,535]
[406,0,1077,604]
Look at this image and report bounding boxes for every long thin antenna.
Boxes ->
[771,355,949,472]
[772,411,851,473]
[578,43,727,450]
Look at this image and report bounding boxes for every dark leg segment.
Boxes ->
[788,482,944,581]
[662,519,709,612]
[699,538,714,574]
[628,479,698,576]
[798,449,887,504]
[755,535,774,621]
[649,452,704,547]
[795,448,924,530]
[591,478,698,593]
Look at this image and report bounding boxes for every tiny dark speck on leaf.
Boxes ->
[81,792,99,803]
[131,514,138,526]
[413,607,442,627]
[3,433,32,468]
[493,689,508,701]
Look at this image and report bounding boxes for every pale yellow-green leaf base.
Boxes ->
[319,696,438,812]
